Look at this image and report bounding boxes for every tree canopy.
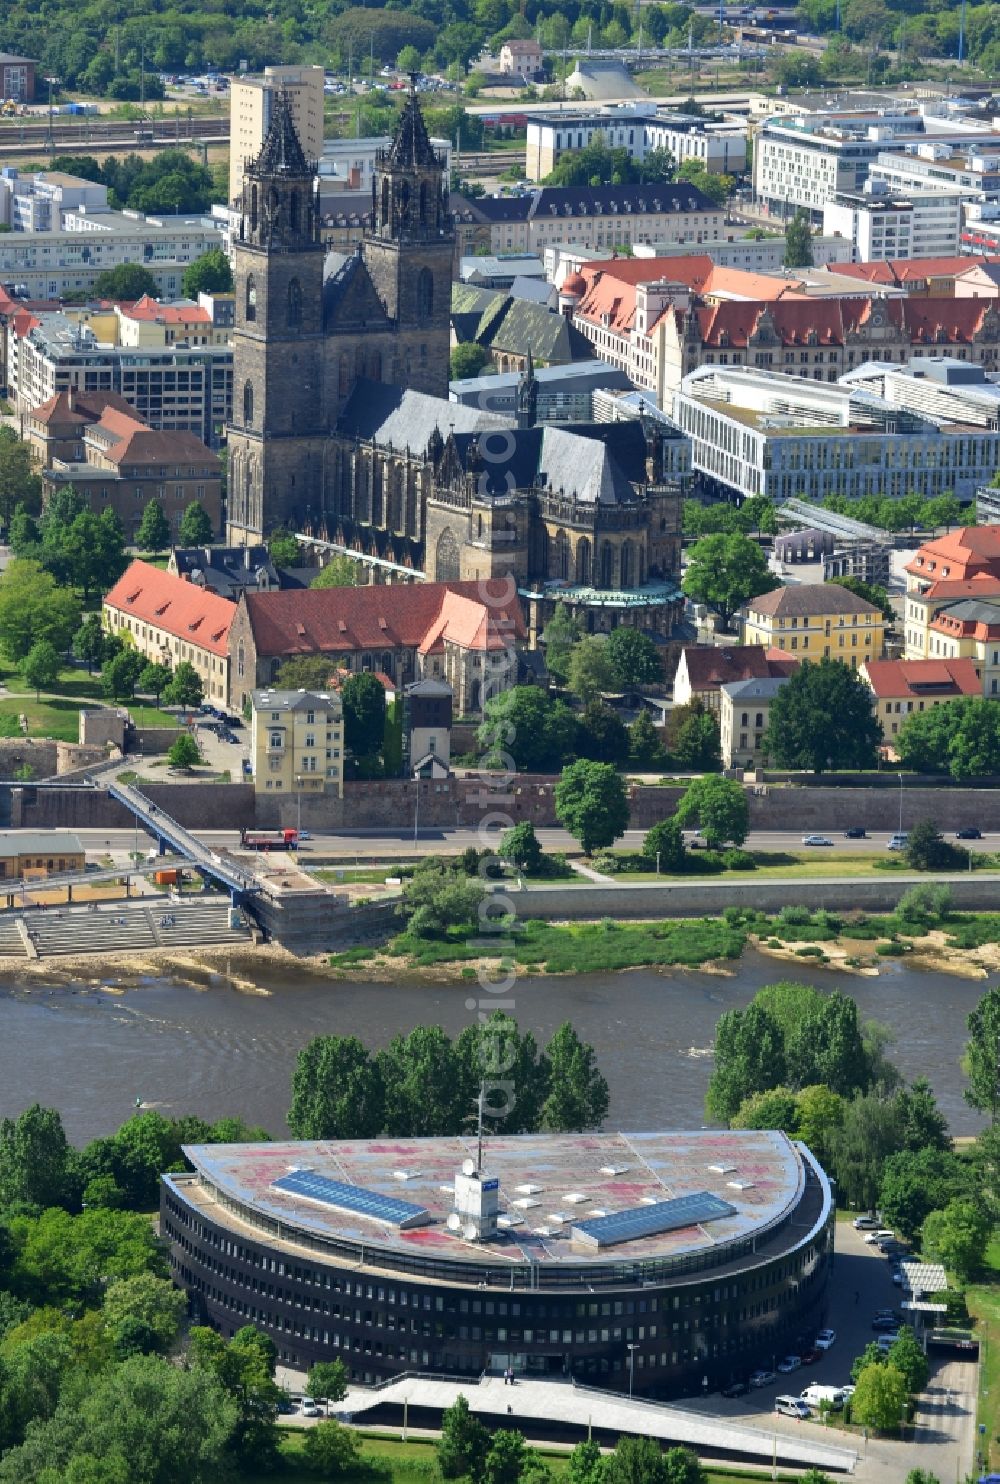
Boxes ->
[681,533,778,628]
[897,696,1000,779]
[181,249,233,299]
[763,658,881,773]
[554,759,630,854]
[675,775,748,848]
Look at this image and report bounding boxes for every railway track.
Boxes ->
[0,114,229,152]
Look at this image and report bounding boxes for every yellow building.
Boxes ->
[742,584,885,668]
[861,658,982,744]
[228,65,325,207]
[250,688,344,801]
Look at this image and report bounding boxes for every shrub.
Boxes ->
[876,940,908,956]
[795,945,827,959]
[896,883,953,928]
[776,905,812,927]
[723,848,756,870]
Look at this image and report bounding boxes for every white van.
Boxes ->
[776,1395,811,1419]
[800,1384,846,1410]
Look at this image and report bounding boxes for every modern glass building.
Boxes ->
[160,1129,834,1399]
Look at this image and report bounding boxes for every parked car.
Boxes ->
[844,827,867,839]
[800,1347,821,1365]
[865,1229,894,1244]
[888,833,909,850]
[853,1215,879,1230]
[873,1315,900,1331]
[814,1329,836,1350]
[957,828,982,840]
[776,1395,811,1419]
[721,1380,748,1398]
[802,835,834,846]
[892,1268,904,1286]
[800,1384,846,1410]
[750,1369,777,1388]
[777,1355,802,1373]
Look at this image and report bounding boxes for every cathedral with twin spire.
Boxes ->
[224,84,685,641]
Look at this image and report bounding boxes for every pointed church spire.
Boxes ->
[255,88,313,176]
[386,76,440,171]
[516,350,538,429]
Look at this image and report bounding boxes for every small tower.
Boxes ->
[516,350,538,430]
[363,77,453,397]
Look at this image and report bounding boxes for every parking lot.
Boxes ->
[683,1220,977,1481]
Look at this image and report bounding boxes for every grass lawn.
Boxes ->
[312,867,409,886]
[605,850,965,882]
[0,665,179,738]
[967,1236,1000,1470]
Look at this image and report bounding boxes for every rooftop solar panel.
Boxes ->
[571,1191,737,1249]
[272,1170,431,1229]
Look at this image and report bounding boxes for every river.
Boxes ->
[0,950,985,1144]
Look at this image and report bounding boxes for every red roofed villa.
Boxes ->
[103,559,235,704]
[673,644,799,714]
[861,657,982,745]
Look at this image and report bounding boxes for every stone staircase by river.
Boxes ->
[10,898,252,959]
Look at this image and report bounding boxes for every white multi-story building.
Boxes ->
[0,210,224,299]
[0,169,109,232]
[823,190,914,262]
[526,104,746,182]
[228,64,325,207]
[672,364,1000,504]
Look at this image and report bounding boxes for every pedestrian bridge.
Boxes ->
[106,780,256,901]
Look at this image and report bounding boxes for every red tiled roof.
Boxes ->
[103,560,234,658]
[242,581,526,659]
[824,256,987,286]
[906,525,1000,581]
[918,574,1000,602]
[688,296,995,351]
[121,295,212,325]
[679,643,800,688]
[100,423,216,468]
[31,388,139,428]
[863,657,981,699]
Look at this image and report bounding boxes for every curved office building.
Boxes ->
[161,1129,833,1397]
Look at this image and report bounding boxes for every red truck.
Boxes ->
[240,828,299,851]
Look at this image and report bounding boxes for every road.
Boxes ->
[65,826,1000,859]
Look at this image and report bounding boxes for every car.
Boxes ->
[800,1348,821,1365]
[775,1395,811,1419]
[749,1369,777,1388]
[802,835,834,846]
[888,833,909,850]
[892,1268,904,1286]
[957,827,982,840]
[873,1315,899,1331]
[865,1229,894,1244]
[721,1380,748,1398]
[300,1404,321,1417]
[814,1329,836,1350]
[297,830,313,841]
[777,1355,802,1373]
[841,1385,856,1401]
[853,1215,879,1230]
[844,826,867,839]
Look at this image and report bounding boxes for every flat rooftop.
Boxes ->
[182,1130,810,1274]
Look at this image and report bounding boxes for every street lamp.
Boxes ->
[626,1342,638,1400]
[898,770,904,836]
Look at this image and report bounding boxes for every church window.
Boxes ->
[368,350,382,382]
[419,181,429,224]
[246,275,257,323]
[554,529,570,580]
[381,178,390,229]
[599,541,614,589]
[290,191,300,233]
[243,380,254,426]
[417,268,433,319]
[250,186,258,234]
[287,278,302,330]
[237,642,245,679]
[577,538,591,585]
[620,540,634,589]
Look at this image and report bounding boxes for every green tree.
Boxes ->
[101,1273,186,1356]
[663,1449,707,1484]
[826,1093,905,1212]
[398,44,423,72]
[20,640,60,700]
[541,608,583,686]
[135,500,170,555]
[922,1198,989,1281]
[964,985,1000,1123]
[540,1022,610,1132]
[576,701,629,766]
[0,1104,71,1209]
[904,820,968,872]
[376,1026,466,1137]
[793,1084,845,1164]
[0,428,42,531]
[166,733,201,770]
[188,1325,281,1470]
[886,1327,929,1394]
[851,1362,908,1432]
[554,759,629,854]
[897,696,1000,780]
[268,529,300,568]
[311,556,360,588]
[138,663,172,704]
[629,710,667,769]
[277,655,336,690]
[851,1341,886,1384]
[671,708,721,771]
[72,614,107,674]
[675,775,748,848]
[605,627,663,687]
[763,659,880,773]
[9,503,40,558]
[878,1147,968,1241]
[478,687,579,773]
[896,1077,950,1152]
[163,660,204,710]
[450,342,490,379]
[604,1436,669,1484]
[181,248,233,299]
[499,821,542,873]
[302,1419,362,1476]
[437,1393,489,1480]
[101,648,144,701]
[178,502,214,545]
[306,1360,349,1406]
[826,575,894,622]
[784,209,814,269]
[92,263,159,300]
[288,1036,386,1139]
[482,1429,527,1484]
[706,1003,787,1122]
[0,559,81,663]
[400,862,486,939]
[343,672,387,759]
[567,635,616,703]
[567,1440,605,1484]
[454,1012,548,1136]
[730,1086,800,1132]
[905,1473,941,1484]
[644,817,686,872]
[682,532,778,629]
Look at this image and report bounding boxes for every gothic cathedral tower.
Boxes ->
[363,79,453,398]
[226,90,327,543]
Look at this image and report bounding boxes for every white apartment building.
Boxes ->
[823,191,914,262]
[0,211,224,299]
[868,142,1000,206]
[526,105,746,182]
[672,365,1000,504]
[0,169,109,232]
[228,64,325,206]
